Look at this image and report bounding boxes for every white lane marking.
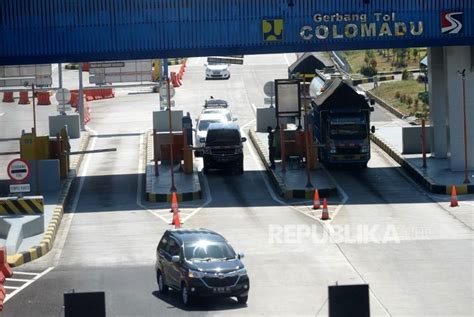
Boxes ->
[136,132,169,224]
[4,267,54,303]
[244,131,391,316]
[4,286,19,290]
[10,271,38,276]
[5,278,30,282]
[283,54,290,66]
[320,165,348,224]
[181,174,212,223]
[250,103,257,115]
[53,126,98,264]
[240,119,256,130]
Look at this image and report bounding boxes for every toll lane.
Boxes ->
[326,143,473,316]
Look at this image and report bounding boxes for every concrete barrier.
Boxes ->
[401,126,432,154]
[370,133,474,195]
[1,215,44,256]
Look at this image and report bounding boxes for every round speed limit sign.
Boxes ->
[7,158,31,182]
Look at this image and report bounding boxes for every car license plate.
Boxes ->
[214,287,230,294]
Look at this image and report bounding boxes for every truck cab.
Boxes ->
[310,77,375,168]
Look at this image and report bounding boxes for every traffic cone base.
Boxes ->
[170,192,179,213]
[450,185,459,207]
[312,189,320,210]
[171,210,182,228]
[321,198,330,220]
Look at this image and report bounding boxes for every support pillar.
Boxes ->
[428,47,448,158]
[445,46,474,171]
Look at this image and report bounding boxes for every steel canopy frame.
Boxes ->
[0,0,473,65]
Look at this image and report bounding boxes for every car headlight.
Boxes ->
[188,270,205,279]
[330,147,337,154]
[360,145,368,153]
[199,138,206,143]
[236,268,247,276]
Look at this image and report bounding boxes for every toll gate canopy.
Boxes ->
[0,0,473,65]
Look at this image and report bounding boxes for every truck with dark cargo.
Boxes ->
[309,77,375,168]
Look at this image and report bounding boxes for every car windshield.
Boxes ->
[184,240,236,261]
[206,129,241,146]
[198,119,224,131]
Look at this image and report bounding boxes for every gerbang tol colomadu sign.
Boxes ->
[299,12,424,40]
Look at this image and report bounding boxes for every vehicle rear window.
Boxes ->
[206,129,241,146]
[198,119,223,131]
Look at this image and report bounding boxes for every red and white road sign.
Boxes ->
[7,158,31,182]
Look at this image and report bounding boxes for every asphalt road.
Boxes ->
[1,54,473,316]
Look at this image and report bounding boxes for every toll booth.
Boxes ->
[273,125,319,170]
[20,128,71,192]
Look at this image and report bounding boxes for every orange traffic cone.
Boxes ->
[170,192,179,213]
[321,198,330,220]
[312,189,320,210]
[450,185,459,207]
[171,209,181,228]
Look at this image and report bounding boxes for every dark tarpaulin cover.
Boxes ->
[288,52,334,77]
[314,78,369,113]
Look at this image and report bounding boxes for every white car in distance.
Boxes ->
[205,64,230,80]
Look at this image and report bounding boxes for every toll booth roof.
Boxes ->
[314,78,369,112]
[288,52,334,77]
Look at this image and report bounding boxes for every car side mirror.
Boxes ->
[241,137,247,143]
[371,126,376,134]
[171,255,180,263]
[238,252,245,259]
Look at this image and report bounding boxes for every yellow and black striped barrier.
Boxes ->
[147,191,202,203]
[0,196,44,215]
[351,75,394,86]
